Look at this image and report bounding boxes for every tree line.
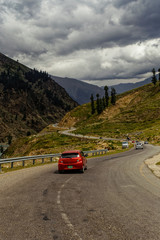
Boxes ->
[90,86,116,114]
[151,68,160,85]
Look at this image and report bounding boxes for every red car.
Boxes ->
[58,150,88,173]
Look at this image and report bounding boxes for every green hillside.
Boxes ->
[59,83,160,144]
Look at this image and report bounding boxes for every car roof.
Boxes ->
[62,150,81,154]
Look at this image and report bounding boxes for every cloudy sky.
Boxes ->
[1,0,160,86]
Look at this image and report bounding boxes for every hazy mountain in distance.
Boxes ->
[51,76,105,105]
[108,77,152,94]
[51,75,153,104]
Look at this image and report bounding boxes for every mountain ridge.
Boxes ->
[51,75,105,104]
[0,53,78,142]
[51,74,153,104]
[109,77,152,94]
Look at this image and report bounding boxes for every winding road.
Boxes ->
[1,144,160,239]
[59,127,125,141]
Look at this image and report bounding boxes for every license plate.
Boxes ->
[68,166,73,169]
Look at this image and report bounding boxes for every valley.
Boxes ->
[1,52,160,159]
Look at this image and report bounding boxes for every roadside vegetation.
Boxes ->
[4,124,129,158]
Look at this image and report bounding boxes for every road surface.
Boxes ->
[0,144,160,239]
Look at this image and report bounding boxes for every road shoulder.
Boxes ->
[145,153,160,178]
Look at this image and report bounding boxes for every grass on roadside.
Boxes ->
[4,125,129,158]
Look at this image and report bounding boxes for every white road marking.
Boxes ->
[57,177,82,240]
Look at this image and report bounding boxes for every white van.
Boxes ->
[122,142,129,149]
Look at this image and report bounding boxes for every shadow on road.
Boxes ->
[54,169,86,174]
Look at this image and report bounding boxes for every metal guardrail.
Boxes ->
[0,149,108,172]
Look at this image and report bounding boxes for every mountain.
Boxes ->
[109,77,152,94]
[5,81,160,157]
[51,76,105,104]
[51,75,153,104]
[0,53,78,142]
[58,82,160,144]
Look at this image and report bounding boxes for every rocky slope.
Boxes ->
[0,53,78,142]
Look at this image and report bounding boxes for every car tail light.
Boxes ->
[60,160,63,163]
[77,158,82,162]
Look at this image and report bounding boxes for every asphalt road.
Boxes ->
[1,144,160,240]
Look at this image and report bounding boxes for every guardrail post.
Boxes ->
[42,158,44,164]
[11,162,13,168]
[33,160,35,165]
[22,161,25,167]
[50,157,52,162]
[0,164,1,172]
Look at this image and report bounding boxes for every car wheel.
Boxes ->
[80,166,85,173]
[59,170,63,174]
[85,164,87,170]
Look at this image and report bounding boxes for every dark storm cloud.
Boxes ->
[120,0,160,39]
[113,0,137,7]
[0,0,160,84]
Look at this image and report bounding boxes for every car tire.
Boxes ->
[80,166,84,173]
[59,170,63,174]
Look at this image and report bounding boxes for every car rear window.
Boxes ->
[61,153,80,158]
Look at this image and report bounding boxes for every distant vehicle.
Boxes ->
[58,150,88,173]
[144,141,148,144]
[122,141,129,149]
[135,142,143,149]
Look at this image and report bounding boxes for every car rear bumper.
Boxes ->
[58,162,83,171]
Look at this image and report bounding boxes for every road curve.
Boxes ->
[59,127,125,141]
[1,144,160,239]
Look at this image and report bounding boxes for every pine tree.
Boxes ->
[0,146,3,154]
[99,98,103,113]
[102,96,106,110]
[111,88,116,105]
[96,94,101,114]
[152,68,157,85]
[158,68,160,85]
[7,135,12,145]
[104,85,109,107]
[90,94,95,114]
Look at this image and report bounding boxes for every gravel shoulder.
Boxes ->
[145,152,160,178]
